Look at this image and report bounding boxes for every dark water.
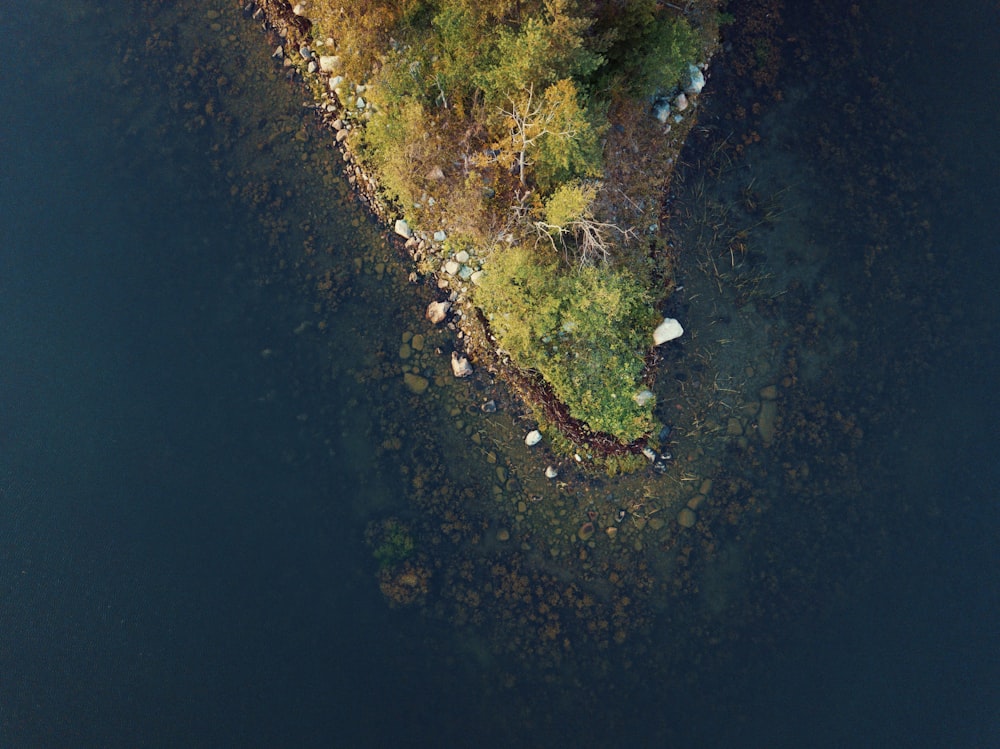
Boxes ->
[1,1,996,747]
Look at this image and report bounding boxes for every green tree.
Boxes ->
[475,246,658,441]
[477,1,603,102]
[498,78,603,190]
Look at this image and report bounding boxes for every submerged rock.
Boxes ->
[403,372,429,394]
[758,400,778,443]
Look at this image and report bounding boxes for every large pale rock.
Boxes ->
[318,55,339,73]
[634,389,654,406]
[525,429,542,447]
[652,317,684,345]
[685,63,706,95]
[451,352,473,378]
[394,219,412,239]
[425,300,450,324]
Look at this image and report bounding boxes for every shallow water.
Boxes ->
[1,1,996,747]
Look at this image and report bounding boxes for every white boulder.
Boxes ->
[426,300,450,324]
[685,63,706,95]
[653,317,684,345]
[394,219,412,239]
[634,389,655,406]
[451,352,473,378]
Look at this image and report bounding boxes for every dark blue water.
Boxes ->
[1,1,996,747]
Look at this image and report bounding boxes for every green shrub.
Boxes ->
[475,246,658,441]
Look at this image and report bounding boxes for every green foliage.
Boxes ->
[593,5,700,96]
[358,97,429,210]
[316,0,716,445]
[543,181,598,230]
[475,246,659,441]
[371,519,416,570]
[430,4,488,106]
[534,79,605,190]
[475,245,563,362]
[636,16,701,96]
[482,16,602,97]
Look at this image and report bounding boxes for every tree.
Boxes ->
[477,2,603,102]
[498,78,602,190]
[535,181,636,266]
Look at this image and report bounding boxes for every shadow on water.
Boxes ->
[1,1,996,747]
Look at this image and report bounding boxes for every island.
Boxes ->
[252,0,723,471]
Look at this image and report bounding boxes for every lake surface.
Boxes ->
[1,1,996,747]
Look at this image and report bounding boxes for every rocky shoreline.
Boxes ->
[245,0,717,464]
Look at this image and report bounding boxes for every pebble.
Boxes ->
[649,517,665,531]
[578,522,596,541]
[398,342,412,359]
[545,465,558,479]
[525,429,542,447]
[677,507,697,528]
[759,384,778,400]
[410,333,425,351]
[727,417,743,435]
[497,528,510,542]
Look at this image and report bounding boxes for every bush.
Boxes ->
[475,246,658,441]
